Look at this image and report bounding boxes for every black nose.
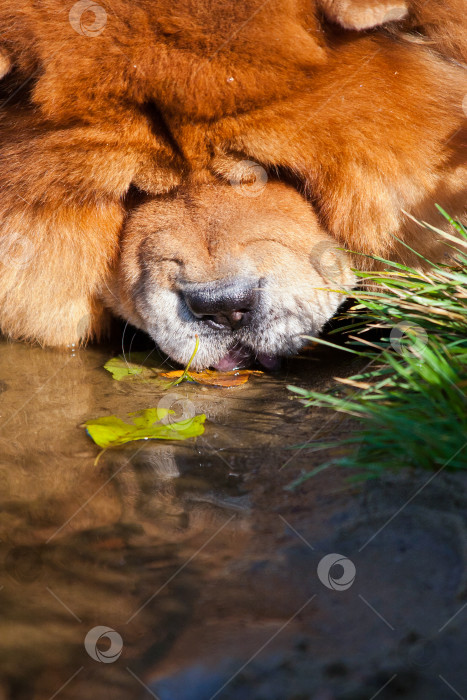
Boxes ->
[182,279,259,330]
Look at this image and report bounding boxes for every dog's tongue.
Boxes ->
[213,344,253,371]
[256,353,281,371]
[213,345,281,371]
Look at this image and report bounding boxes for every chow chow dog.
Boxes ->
[0,1,465,368]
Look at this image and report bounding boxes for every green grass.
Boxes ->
[288,207,467,485]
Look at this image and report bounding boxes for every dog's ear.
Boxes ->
[318,0,408,30]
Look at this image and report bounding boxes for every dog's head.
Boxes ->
[105,178,355,370]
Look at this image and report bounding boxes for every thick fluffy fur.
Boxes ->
[0,0,465,356]
[104,179,356,369]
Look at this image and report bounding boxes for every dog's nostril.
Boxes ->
[229,310,245,325]
[207,309,250,330]
[182,279,259,330]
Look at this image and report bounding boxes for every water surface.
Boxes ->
[1,338,466,700]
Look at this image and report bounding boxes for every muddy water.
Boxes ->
[1,337,466,700]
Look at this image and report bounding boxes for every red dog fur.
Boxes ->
[0,0,465,346]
